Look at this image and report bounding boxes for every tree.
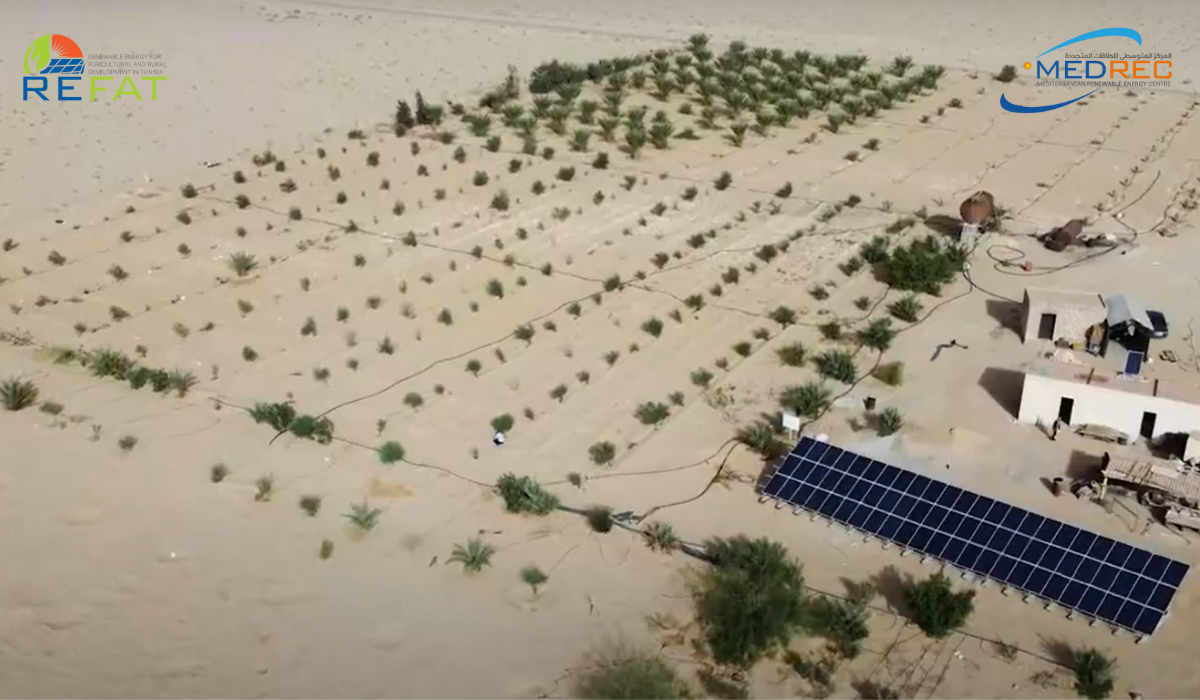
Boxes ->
[905,571,975,638]
[695,535,807,667]
[394,99,415,135]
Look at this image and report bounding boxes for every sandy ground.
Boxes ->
[3,0,1200,697]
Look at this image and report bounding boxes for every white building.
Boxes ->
[1018,360,1200,442]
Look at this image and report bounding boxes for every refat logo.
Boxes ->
[21,33,167,101]
[1000,28,1174,113]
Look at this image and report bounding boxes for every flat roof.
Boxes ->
[1023,287,1106,311]
[1025,358,1200,406]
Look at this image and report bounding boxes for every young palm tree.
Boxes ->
[0,378,38,411]
[344,500,382,532]
[779,381,831,419]
[228,252,257,277]
[450,538,495,573]
[642,521,681,552]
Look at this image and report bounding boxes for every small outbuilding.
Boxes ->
[1020,288,1107,345]
[1017,360,1200,442]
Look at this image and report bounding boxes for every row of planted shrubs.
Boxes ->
[47,347,198,397]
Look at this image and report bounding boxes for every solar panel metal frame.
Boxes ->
[762,437,1189,637]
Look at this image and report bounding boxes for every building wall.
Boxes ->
[1018,373,1200,439]
[1021,300,1104,344]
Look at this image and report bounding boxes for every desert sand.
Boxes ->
[3,0,1200,697]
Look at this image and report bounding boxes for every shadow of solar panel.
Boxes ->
[765,437,1189,636]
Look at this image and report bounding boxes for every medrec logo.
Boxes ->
[1000,28,1173,113]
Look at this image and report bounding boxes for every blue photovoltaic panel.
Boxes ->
[41,58,85,75]
[762,437,1190,636]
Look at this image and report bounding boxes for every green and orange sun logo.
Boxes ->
[24,34,84,75]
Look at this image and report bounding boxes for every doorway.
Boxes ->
[1057,397,1075,425]
[1037,313,1057,340]
[1140,411,1157,439]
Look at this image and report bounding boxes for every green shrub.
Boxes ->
[1071,647,1117,700]
[0,378,38,411]
[882,236,966,295]
[857,318,896,351]
[635,401,670,426]
[814,349,857,383]
[876,407,903,435]
[589,441,616,465]
[573,643,690,699]
[906,571,975,639]
[696,536,807,667]
[888,294,923,322]
[496,473,560,515]
[776,342,807,367]
[736,421,786,460]
[779,382,831,418]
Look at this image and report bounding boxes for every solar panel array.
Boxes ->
[41,58,85,75]
[762,437,1189,636]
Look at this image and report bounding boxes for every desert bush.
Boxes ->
[888,294,923,322]
[860,236,889,264]
[857,318,896,352]
[780,381,832,418]
[248,402,297,432]
[490,189,510,211]
[736,421,786,460]
[906,571,975,638]
[486,279,505,299]
[806,590,872,660]
[769,306,797,326]
[0,378,38,411]
[776,342,807,367]
[403,392,424,410]
[714,171,733,190]
[651,252,670,269]
[288,415,334,444]
[690,368,714,388]
[775,182,793,199]
[635,401,670,426]
[465,358,482,375]
[876,407,903,435]
[732,341,752,357]
[378,440,406,464]
[496,473,560,515]
[254,474,276,502]
[491,413,515,433]
[819,319,842,340]
[573,643,690,700]
[996,64,1018,83]
[1071,647,1117,700]
[586,505,615,533]
[695,535,806,668]
[814,349,857,383]
[641,317,664,338]
[882,236,966,295]
[513,324,535,343]
[589,441,617,465]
